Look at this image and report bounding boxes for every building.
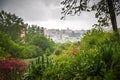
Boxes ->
[45,28,86,43]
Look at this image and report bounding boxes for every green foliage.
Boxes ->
[22,56,50,80]
[24,24,55,57]
[54,41,73,55]
[61,0,120,33]
[0,32,11,57]
[45,48,51,56]
[21,30,120,80]
[0,32,21,58]
[80,29,110,49]
[69,30,120,80]
[25,25,44,43]
[0,10,25,42]
[0,32,44,58]
[0,11,55,58]
[22,54,74,80]
[1,11,120,80]
[20,45,43,59]
[30,35,55,55]
[54,48,62,55]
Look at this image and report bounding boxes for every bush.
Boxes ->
[22,54,74,80]
[80,29,110,49]
[69,31,120,80]
[0,32,12,57]
[54,48,62,55]
[20,45,43,59]
[0,32,22,58]
[22,56,50,80]
[30,35,55,54]
[0,57,27,80]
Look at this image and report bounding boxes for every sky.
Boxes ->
[0,0,120,30]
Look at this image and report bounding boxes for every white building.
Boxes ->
[44,28,86,43]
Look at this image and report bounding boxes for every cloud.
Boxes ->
[26,19,95,30]
[0,0,61,21]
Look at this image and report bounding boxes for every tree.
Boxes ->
[0,10,25,42]
[61,0,120,35]
[25,25,44,42]
[30,35,55,54]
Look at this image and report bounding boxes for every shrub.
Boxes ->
[80,29,110,49]
[0,32,11,57]
[23,56,50,80]
[22,54,74,80]
[0,32,22,58]
[69,32,120,80]
[54,48,62,55]
[0,57,27,80]
[30,35,55,54]
[20,45,43,59]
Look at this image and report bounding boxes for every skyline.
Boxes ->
[0,0,120,30]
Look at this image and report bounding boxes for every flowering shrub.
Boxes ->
[0,58,26,80]
[72,46,79,55]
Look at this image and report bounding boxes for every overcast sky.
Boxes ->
[0,0,120,30]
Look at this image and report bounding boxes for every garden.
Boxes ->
[0,10,120,80]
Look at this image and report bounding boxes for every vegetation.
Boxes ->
[0,10,26,42]
[0,9,120,80]
[21,29,120,80]
[0,11,55,79]
[61,0,120,35]
[0,57,26,80]
[0,11,55,59]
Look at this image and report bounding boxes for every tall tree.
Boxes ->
[61,0,120,35]
[0,10,25,42]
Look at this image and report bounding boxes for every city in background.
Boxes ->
[45,28,86,43]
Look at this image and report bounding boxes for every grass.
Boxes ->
[23,57,38,64]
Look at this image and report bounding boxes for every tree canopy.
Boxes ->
[25,25,44,43]
[0,10,26,42]
[61,0,120,35]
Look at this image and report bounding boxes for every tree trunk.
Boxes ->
[107,0,119,36]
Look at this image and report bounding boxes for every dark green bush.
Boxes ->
[20,45,43,59]
[0,32,22,58]
[29,35,55,55]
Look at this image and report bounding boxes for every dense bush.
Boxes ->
[54,41,75,55]
[29,35,55,55]
[80,29,110,49]
[0,32,22,58]
[69,30,120,80]
[20,45,43,58]
[70,38,120,80]
[0,32,46,58]
[0,57,26,80]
